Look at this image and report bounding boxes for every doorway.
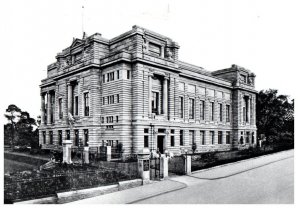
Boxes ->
[157,135,165,153]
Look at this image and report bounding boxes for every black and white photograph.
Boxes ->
[0,0,297,205]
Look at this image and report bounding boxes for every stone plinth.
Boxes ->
[63,140,73,164]
[137,148,150,181]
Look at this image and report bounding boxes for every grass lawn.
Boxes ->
[4,159,38,173]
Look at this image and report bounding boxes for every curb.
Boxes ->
[191,149,294,174]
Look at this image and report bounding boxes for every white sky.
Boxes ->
[0,0,299,123]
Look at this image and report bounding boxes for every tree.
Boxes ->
[4,104,21,149]
[256,89,294,144]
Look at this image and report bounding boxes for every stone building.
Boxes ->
[39,25,257,155]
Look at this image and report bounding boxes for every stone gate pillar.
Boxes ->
[84,146,89,164]
[137,148,150,182]
[63,140,73,164]
[160,155,168,179]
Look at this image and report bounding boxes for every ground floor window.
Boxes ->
[84,129,88,146]
[200,131,205,145]
[180,130,184,146]
[49,131,53,145]
[66,130,70,140]
[226,132,230,144]
[246,132,250,143]
[74,130,79,146]
[58,130,62,145]
[43,131,46,144]
[252,132,255,143]
[218,131,222,144]
[170,135,175,147]
[210,131,214,144]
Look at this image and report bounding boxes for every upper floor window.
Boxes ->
[127,70,131,79]
[152,91,159,115]
[210,102,214,121]
[219,103,223,122]
[102,75,105,83]
[74,96,78,116]
[226,105,230,122]
[116,94,120,103]
[117,70,120,79]
[180,130,184,146]
[200,100,205,120]
[189,98,195,119]
[84,92,90,116]
[178,96,184,118]
[58,98,63,119]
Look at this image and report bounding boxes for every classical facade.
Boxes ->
[39,26,257,155]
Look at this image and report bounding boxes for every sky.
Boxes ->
[0,0,299,124]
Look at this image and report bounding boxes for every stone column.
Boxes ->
[148,74,152,116]
[163,77,168,115]
[41,93,45,125]
[47,92,51,124]
[185,155,191,175]
[160,155,168,179]
[63,140,73,164]
[67,84,73,114]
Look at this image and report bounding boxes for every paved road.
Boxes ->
[135,152,294,204]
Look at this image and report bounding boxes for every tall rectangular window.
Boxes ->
[49,131,53,144]
[74,130,79,146]
[152,91,159,115]
[189,98,195,119]
[210,131,215,144]
[200,100,205,120]
[74,96,78,116]
[127,70,130,79]
[66,130,70,140]
[117,94,120,103]
[84,92,89,116]
[189,130,195,145]
[180,130,183,146]
[219,103,223,122]
[226,105,230,122]
[246,132,250,143]
[226,132,230,144]
[84,129,89,146]
[210,102,214,121]
[43,131,46,144]
[58,130,62,145]
[170,136,175,147]
[102,97,105,105]
[102,74,105,83]
[117,70,120,79]
[144,135,149,148]
[218,131,223,144]
[200,131,205,145]
[178,96,184,118]
[58,98,63,119]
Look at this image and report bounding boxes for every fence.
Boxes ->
[168,155,185,175]
[190,143,294,172]
[4,161,139,203]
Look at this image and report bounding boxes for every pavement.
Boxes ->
[69,149,294,204]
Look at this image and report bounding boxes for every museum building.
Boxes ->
[39,25,257,155]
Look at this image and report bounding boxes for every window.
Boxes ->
[127,70,130,79]
[246,132,250,143]
[58,130,62,145]
[102,97,105,105]
[107,73,109,82]
[107,116,114,123]
[109,72,114,81]
[117,94,120,103]
[49,131,53,144]
[210,131,215,144]
[243,97,249,122]
[189,130,195,145]
[152,91,159,115]
[84,129,89,146]
[178,96,184,118]
[148,42,161,56]
[218,131,223,144]
[219,103,223,122]
[200,131,205,145]
[144,135,149,148]
[189,98,195,119]
[101,117,104,123]
[74,130,79,146]
[58,98,63,119]
[74,96,78,116]
[144,128,149,148]
[170,136,175,147]
[200,100,205,120]
[252,132,255,143]
[180,130,183,146]
[226,132,230,144]
[66,130,70,140]
[226,105,230,122]
[84,92,89,116]
[43,131,46,144]
[241,75,247,83]
[210,102,214,121]
[117,70,120,79]
[116,116,119,123]
[102,75,105,83]
[107,95,114,105]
